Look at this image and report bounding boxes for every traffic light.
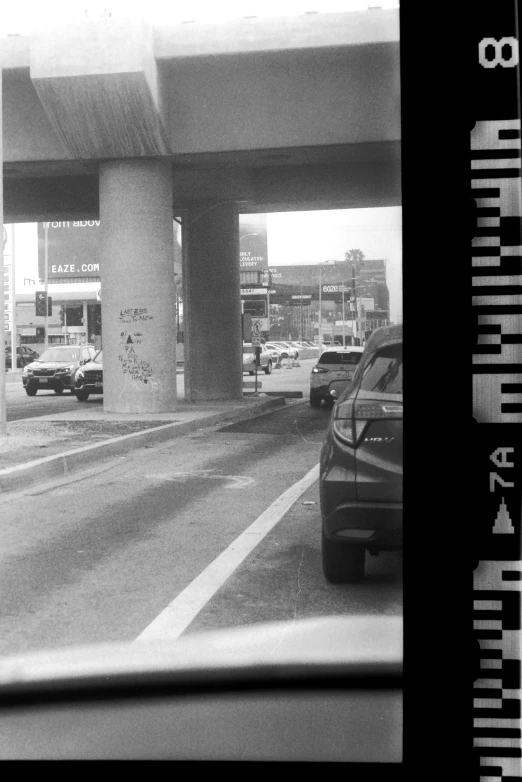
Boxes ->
[35,292,52,316]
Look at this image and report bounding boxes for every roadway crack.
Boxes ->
[270,548,305,655]
[293,419,324,445]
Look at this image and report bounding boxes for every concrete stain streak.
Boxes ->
[144,470,255,489]
[293,419,325,445]
[270,548,305,655]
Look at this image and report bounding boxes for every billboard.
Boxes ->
[268,262,388,309]
[239,214,268,270]
[38,221,102,281]
[38,215,267,280]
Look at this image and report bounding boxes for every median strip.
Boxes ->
[0,397,285,493]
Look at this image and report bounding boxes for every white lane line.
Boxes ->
[135,463,320,642]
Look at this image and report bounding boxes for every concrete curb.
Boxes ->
[0,396,285,494]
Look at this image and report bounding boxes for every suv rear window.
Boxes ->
[359,343,402,394]
[318,351,362,365]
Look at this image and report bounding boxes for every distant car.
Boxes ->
[243,344,273,375]
[5,346,39,369]
[310,346,365,407]
[264,343,288,361]
[319,324,403,583]
[271,342,299,359]
[22,345,96,396]
[74,350,103,401]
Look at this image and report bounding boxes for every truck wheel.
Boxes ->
[75,390,89,401]
[264,360,272,375]
[321,531,365,583]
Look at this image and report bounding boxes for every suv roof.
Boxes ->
[43,344,94,350]
[320,346,365,354]
[361,324,402,354]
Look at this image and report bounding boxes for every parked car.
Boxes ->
[264,343,288,361]
[310,346,365,407]
[243,344,273,374]
[319,324,403,583]
[22,345,97,396]
[271,342,299,359]
[74,350,103,401]
[5,346,39,369]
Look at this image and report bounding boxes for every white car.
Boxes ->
[243,344,273,374]
[264,343,289,360]
[309,346,365,407]
[271,342,299,359]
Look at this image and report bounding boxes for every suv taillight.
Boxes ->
[312,365,329,374]
[333,399,403,447]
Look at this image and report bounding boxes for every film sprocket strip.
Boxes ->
[471,5,522,780]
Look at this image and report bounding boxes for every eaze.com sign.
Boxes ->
[38,221,102,280]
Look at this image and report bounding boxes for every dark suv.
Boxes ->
[319,324,403,583]
[74,350,103,401]
[22,345,96,395]
[5,346,39,369]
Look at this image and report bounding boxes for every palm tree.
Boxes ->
[344,249,365,266]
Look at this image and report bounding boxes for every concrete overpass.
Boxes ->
[1,9,400,411]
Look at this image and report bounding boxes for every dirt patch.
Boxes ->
[0,420,176,470]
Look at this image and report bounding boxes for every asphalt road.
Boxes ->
[5,381,82,421]
[4,360,316,420]
[1,399,402,658]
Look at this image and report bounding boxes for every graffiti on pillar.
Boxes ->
[117,308,154,384]
[118,307,154,323]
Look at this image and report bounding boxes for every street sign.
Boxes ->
[251,319,262,346]
[251,317,268,334]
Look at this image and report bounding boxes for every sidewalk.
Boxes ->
[0,394,291,493]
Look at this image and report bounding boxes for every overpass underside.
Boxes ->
[2,11,401,412]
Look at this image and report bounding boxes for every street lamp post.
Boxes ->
[318,266,322,346]
[44,223,49,353]
[1,76,6,439]
[341,283,346,347]
[317,261,334,347]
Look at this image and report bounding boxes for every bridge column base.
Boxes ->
[99,160,177,413]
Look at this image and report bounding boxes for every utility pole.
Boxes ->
[10,224,16,368]
[318,265,322,346]
[0,69,6,439]
[300,281,303,340]
[341,282,346,347]
[352,264,358,345]
[44,223,49,353]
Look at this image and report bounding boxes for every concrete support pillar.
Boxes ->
[183,203,242,402]
[99,160,177,412]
